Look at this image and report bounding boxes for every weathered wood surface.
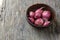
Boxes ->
[0,0,60,40]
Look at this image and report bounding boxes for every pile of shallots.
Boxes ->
[28,7,51,27]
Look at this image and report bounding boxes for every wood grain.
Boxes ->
[0,0,60,40]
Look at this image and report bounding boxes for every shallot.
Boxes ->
[29,17,35,23]
[35,18,44,26]
[43,21,50,27]
[29,11,35,17]
[34,7,44,18]
[42,10,51,20]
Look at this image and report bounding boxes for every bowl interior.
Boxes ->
[26,4,55,28]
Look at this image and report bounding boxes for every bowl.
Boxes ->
[26,4,56,28]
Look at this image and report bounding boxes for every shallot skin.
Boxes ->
[35,18,44,26]
[42,11,51,20]
[29,11,35,17]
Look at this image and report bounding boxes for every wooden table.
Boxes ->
[0,0,60,40]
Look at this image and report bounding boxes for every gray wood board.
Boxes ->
[0,0,60,40]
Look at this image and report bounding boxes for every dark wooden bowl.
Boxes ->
[26,4,56,28]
